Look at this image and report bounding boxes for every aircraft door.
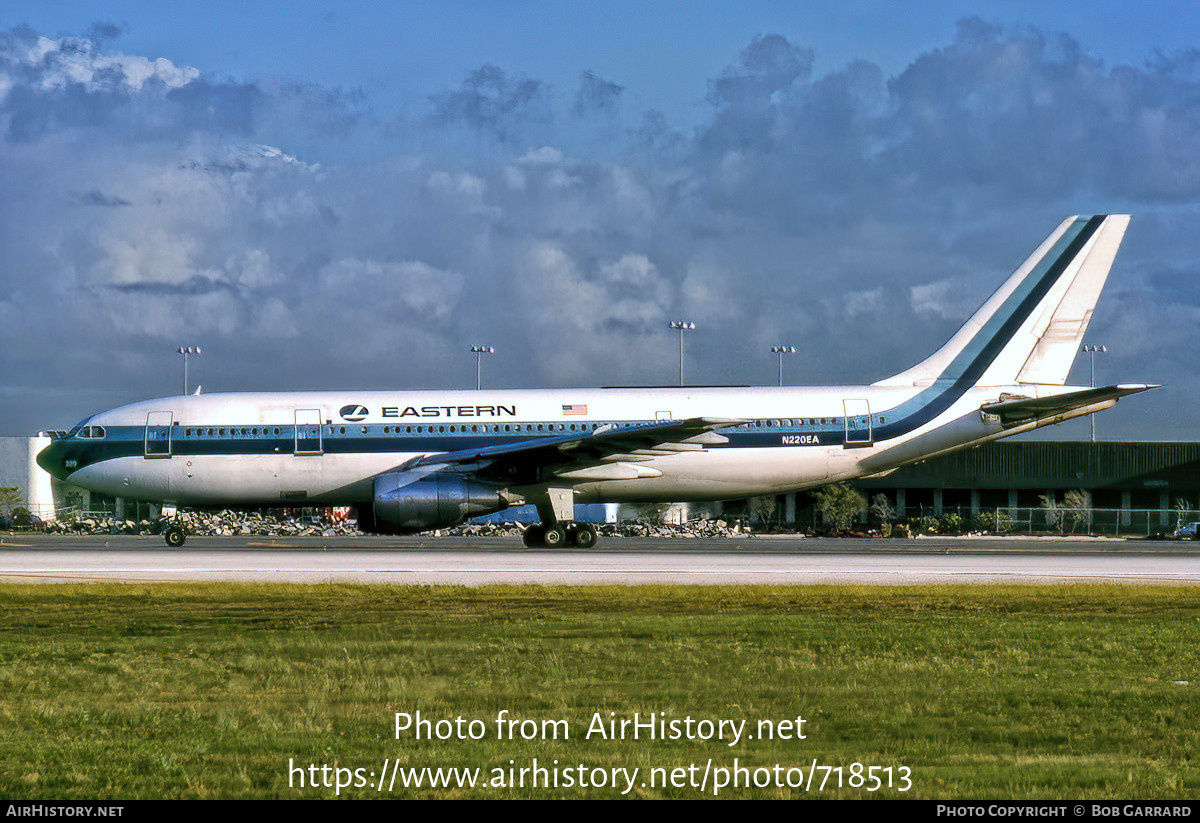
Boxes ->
[144,412,173,458]
[294,409,323,455]
[842,399,873,448]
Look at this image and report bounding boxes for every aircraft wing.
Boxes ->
[408,417,744,485]
[980,384,1158,426]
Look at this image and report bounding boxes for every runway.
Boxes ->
[2,534,1200,585]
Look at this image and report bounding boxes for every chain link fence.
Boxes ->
[991,507,1196,537]
[882,506,1197,537]
[789,503,1198,537]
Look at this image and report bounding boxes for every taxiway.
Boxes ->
[2,534,1198,585]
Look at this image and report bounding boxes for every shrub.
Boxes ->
[911,515,940,535]
[973,511,1013,533]
[938,512,964,534]
[869,493,896,524]
[813,483,867,533]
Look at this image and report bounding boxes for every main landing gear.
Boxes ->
[522,486,599,548]
[163,524,187,548]
[522,521,598,548]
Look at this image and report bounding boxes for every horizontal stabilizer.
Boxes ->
[980,384,1158,426]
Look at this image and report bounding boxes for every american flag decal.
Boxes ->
[562,404,587,415]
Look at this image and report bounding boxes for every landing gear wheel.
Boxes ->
[541,524,568,547]
[571,523,598,549]
[164,526,187,548]
[522,525,545,548]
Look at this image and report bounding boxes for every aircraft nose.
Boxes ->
[36,440,73,481]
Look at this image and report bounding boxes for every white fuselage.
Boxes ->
[45,381,1090,508]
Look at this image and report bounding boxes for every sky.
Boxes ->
[1,1,1199,440]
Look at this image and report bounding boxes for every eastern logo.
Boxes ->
[339,404,369,422]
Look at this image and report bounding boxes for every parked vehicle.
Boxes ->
[1175,522,1200,538]
[7,508,44,531]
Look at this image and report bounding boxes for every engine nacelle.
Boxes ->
[366,472,510,533]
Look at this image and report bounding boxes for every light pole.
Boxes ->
[771,345,796,387]
[670,321,694,386]
[470,345,494,390]
[176,346,200,395]
[1083,344,1107,441]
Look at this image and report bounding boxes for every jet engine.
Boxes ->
[361,471,510,533]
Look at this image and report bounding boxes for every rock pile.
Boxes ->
[44,510,361,537]
[40,512,762,539]
[448,519,758,539]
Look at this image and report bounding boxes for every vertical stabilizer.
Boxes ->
[874,215,1129,389]
[1012,215,1128,384]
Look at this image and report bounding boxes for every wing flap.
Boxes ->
[410,417,745,484]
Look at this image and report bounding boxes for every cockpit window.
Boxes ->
[78,425,106,439]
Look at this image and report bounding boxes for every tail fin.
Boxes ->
[875,215,1130,389]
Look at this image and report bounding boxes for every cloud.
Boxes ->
[573,70,623,117]
[76,189,130,207]
[84,21,125,44]
[427,64,549,141]
[1,20,1199,440]
[707,34,814,108]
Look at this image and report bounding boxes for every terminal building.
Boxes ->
[3,435,1198,531]
[0,436,57,520]
[850,441,1200,532]
[854,441,1200,514]
[0,435,159,522]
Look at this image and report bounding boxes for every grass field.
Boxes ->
[1,583,1198,799]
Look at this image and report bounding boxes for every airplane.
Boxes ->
[37,214,1155,548]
